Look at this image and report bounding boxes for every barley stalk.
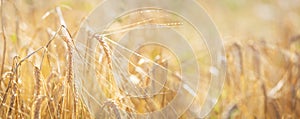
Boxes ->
[30,67,43,119]
[0,0,7,85]
[250,44,268,118]
[45,72,57,118]
[57,85,65,118]
[61,26,78,118]
[95,35,112,69]
[7,73,17,119]
[34,67,42,98]
[5,56,21,119]
[0,72,13,110]
[232,43,243,76]
[56,5,79,117]
[32,96,44,119]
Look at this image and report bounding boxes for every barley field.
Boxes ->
[0,0,299,119]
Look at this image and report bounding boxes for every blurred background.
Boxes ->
[0,0,299,118]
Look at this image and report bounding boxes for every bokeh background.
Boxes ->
[0,0,299,118]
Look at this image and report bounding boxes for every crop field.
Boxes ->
[0,0,300,119]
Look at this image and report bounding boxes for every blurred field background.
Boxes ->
[0,0,299,118]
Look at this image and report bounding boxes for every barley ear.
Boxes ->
[31,66,44,119]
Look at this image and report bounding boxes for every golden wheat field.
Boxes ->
[0,0,300,119]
